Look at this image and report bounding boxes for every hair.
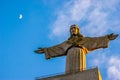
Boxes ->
[68,24,84,40]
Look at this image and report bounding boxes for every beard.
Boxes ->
[72,33,78,36]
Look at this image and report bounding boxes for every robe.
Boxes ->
[43,36,109,73]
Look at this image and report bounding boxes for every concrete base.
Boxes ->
[36,67,102,80]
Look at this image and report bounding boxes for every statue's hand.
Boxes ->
[107,33,119,40]
[34,48,44,54]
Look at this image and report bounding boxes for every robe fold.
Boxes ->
[43,36,109,73]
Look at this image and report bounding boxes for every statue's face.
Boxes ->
[70,26,79,35]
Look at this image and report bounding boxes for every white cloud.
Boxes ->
[49,0,92,40]
[49,0,120,39]
[107,56,120,80]
[87,49,109,67]
[88,52,120,80]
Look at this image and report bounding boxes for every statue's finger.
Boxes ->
[34,49,44,54]
[115,34,119,38]
[34,50,38,53]
[38,47,42,49]
[110,33,114,36]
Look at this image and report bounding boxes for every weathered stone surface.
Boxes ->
[36,67,102,80]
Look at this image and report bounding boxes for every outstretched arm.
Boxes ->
[82,33,118,51]
[34,41,72,59]
[107,33,119,40]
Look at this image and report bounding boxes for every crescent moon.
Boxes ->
[19,14,23,19]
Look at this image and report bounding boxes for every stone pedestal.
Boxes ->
[36,67,102,80]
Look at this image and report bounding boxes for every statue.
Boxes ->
[34,24,118,74]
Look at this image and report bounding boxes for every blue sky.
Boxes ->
[0,0,120,80]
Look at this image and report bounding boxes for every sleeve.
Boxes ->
[81,36,110,51]
[43,41,72,59]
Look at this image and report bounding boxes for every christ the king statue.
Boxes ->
[34,24,118,74]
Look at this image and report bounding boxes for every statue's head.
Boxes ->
[68,24,84,40]
[70,24,80,36]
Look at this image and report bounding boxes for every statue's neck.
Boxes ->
[67,35,83,44]
[72,35,78,38]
